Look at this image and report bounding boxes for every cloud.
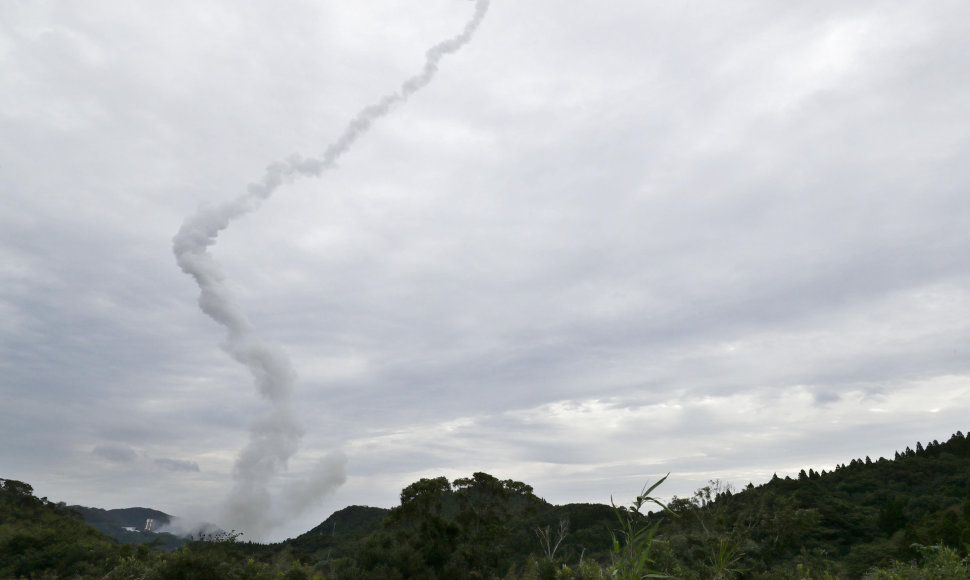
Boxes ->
[155,458,201,473]
[92,445,138,464]
[92,445,201,474]
[2,0,970,542]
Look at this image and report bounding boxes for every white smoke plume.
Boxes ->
[172,1,490,539]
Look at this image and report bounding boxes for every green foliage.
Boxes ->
[287,504,388,566]
[864,544,970,579]
[644,430,970,579]
[0,477,121,578]
[608,474,671,579]
[0,477,324,579]
[226,431,970,577]
[4,429,970,579]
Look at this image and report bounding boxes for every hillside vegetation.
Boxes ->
[2,430,969,578]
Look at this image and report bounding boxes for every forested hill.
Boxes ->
[0,478,124,578]
[280,431,970,578]
[646,429,970,578]
[2,430,969,578]
[286,505,390,554]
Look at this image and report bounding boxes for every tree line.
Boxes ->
[2,430,970,578]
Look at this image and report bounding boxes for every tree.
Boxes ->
[877,498,907,536]
[381,476,459,574]
[534,518,569,561]
[392,476,452,524]
[0,479,34,498]
[452,472,541,572]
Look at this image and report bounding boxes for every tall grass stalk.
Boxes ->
[609,474,672,580]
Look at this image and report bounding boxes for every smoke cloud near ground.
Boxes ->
[172,1,490,539]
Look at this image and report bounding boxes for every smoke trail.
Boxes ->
[172,0,489,539]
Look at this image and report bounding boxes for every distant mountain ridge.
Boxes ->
[68,504,225,550]
[69,505,172,532]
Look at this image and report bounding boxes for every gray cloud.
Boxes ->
[92,445,138,464]
[155,458,201,473]
[2,0,969,542]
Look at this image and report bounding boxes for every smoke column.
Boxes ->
[172,0,489,539]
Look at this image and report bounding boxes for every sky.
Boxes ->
[2,0,969,542]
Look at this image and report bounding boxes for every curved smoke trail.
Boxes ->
[173,0,490,539]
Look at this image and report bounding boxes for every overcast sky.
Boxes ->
[2,0,970,542]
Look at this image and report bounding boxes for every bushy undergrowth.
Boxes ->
[864,545,969,579]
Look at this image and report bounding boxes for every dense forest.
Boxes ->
[2,430,969,579]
